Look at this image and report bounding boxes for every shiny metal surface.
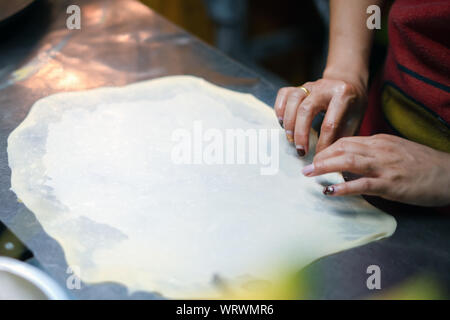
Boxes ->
[0,0,449,299]
[0,0,279,299]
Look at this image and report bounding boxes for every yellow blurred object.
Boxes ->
[382,83,450,153]
[370,275,445,300]
[213,271,445,300]
[140,0,214,43]
[211,269,315,300]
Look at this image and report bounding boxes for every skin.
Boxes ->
[302,135,450,207]
[274,0,450,206]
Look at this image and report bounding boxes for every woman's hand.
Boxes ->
[274,77,367,156]
[273,0,384,156]
[302,134,450,207]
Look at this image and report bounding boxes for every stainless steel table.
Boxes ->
[0,0,448,299]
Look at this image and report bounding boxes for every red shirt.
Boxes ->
[359,0,450,211]
[360,0,450,149]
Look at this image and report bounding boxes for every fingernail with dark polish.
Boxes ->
[296,145,305,157]
[323,185,335,195]
[278,117,284,128]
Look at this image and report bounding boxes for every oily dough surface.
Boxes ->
[8,76,396,298]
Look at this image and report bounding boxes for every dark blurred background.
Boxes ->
[141,0,389,86]
[142,0,329,86]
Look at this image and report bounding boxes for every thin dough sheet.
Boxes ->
[7,76,396,298]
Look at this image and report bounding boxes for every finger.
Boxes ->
[314,137,370,161]
[274,87,295,127]
[302,153,374,177]
[294,92,328,155]
[316,91,357,154]
[283,88,308,143]
[322,178,383,197]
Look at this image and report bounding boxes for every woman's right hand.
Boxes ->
[274,75,368,157]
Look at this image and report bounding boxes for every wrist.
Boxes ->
[323,65,369,91]
[430,149,450,206]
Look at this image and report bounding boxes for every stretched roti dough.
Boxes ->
[8,76,396,298]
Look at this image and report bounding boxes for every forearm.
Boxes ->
[324,0,384,89]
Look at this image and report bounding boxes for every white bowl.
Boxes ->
[0,257,69,300]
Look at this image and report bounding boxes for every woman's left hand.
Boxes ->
[302,134,450,207]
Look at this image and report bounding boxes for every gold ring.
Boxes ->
[298,86,310,96]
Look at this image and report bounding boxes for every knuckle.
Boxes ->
[284,120,295,130]
[312,79,322,87]
[303,81,314,89]
[283,117,295,129]
[369,134,390,149]
[373,133,391,141]
[295,132,308,143]
[339,82,354,95]
[345,154,356,167]
[293,88,307,98]
[362,179,372,191]
[277,88,287,97]
[314,159,324,171]
[387,171,403,183]
[336,138,347,152]
[341,182,351,194]
[278,87,293,96]
[322,121,337,133]
[286,94,300,105]
[298,103,312,114]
